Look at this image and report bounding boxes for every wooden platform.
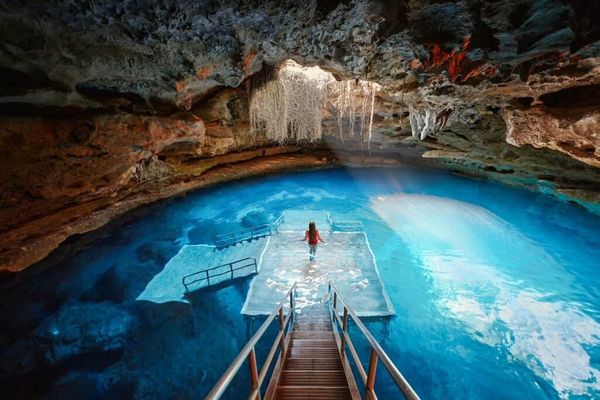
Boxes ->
[267,304,359,400]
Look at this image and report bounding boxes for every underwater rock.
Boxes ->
[0,337,42,378]
[241,210,268,228]
[79,264,131,304]
[44,370,135,400]
[35,301,137,365]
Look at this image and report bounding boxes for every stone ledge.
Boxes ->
[0,148,331,273]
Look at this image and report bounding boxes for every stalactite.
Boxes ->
[328,79,381,148]
[249,60,333,144]
[250,60,380,148]
[367,84,377,151]
[408,105,454,140]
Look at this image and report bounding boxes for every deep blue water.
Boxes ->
[1,167,600,399]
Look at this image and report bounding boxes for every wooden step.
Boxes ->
[290,339,337,348]
[276,386,352,399]
[292,330,334,340]
[294,322,332,331]
[289,347,340,358]
[284,357,344,371]
[268,304,358,400]
[279,370,349,387]
[295,317,330,323]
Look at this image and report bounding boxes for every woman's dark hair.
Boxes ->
[308,221,317,242]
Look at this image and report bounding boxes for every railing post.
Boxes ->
[248,347,261,400]
[333,292,338,311]
[365,348,378,400]
[278,307,286,353]
[206,270,210,287]
[230,263,234,280]
[340,306,348,357]
[289,287,295,323]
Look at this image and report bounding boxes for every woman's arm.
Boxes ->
[301,230,308,241]
[317,231,326,243]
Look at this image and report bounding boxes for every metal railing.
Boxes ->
[205,283,297,400]
[332,220,364,232]
[328,283,420,400]
[273,213,285,233]
[182,257,257,293]
[214,224,272,249]
[327,214,364,232]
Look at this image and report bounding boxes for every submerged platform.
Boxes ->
[137,237,269,303]
[242,211,394,316]
[137,210,393,317]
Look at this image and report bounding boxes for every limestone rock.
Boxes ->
[504,106,600,168]
[0,0,600,272]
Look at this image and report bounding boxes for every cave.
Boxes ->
[1,1,600,399]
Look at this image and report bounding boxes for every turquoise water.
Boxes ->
[1,167,600,399]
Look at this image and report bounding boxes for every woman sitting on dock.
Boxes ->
[303,221,325,261]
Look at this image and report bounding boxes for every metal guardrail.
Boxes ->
[273,213,285,233]
[182,257,257,293]
[213,214,285,249]
[214,224,272,249]
[205,283,297,400]
[328,282,420,400]
[332,220,364,232]
[327,214,364,232]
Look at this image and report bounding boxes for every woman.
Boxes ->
[302,221,325,261]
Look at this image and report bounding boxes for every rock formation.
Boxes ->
[1,0,600,271]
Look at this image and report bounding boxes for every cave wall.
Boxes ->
[1,0,600,272]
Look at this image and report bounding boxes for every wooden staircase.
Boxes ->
[270,304,359,399]
[204,283,420,400]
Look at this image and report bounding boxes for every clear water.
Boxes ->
[1,167,600,399]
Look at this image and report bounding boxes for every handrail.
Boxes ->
[326,214,364,232]
[182,257,257,293]
[328,282,420,400]
[214,224,272,248]
[332,220,364,231]
[205,283,297,400]
[273,213,285,232]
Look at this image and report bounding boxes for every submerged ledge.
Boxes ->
[2,147,600,273]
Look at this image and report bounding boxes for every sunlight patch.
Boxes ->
[371,194,600,398]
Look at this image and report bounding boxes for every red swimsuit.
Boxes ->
[305,229,322,245]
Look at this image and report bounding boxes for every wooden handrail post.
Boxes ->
[248,347,261,400]
[230,263,234,280]
[365,347,378,399]
[206,270,210,287]
[333,292,338,311]
[340,306,349,357]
